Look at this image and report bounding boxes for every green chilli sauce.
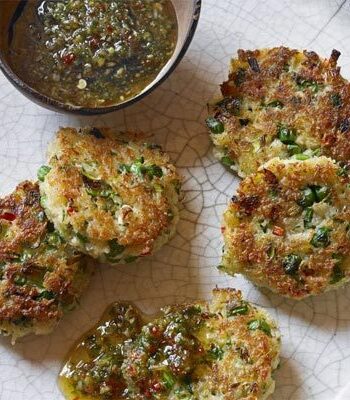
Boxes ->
[7,0,178,108]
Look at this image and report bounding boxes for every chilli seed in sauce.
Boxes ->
[7,0,178,108]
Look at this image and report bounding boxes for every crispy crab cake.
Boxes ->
[39,127,182,264]
[207,46,350,176]
[221,156,350,299]
[60,289,280,400]
[0,181,90,342]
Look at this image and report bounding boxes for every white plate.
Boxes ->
[1,1,350,399]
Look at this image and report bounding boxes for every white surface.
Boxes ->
[1,1,350,399]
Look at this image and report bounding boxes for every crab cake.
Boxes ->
[207,47,350,177]
[39,127,182,264]
[122,288,280,400]
[0,181,90,342]
[59,289,280,400]
[221,156,350,299]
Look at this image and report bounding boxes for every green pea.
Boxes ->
[247,319,272,336]
[277,125,297,144]
[314,186,329,202]
[206,117,225,134]
[282,254,302,275]
[298,187,316,208]
[40,195,47,208]
[304,208,314,228]
[146,165,163,179]
[221,156,234,167]
[310,227,331,248]
[37,165,51,182]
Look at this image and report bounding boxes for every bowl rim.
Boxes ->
[0,0,202,115]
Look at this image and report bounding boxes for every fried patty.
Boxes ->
[60,289,280,400]
[0,181,90,342]
[39,127,182,264]
[207,47,350,177]
[221,156,350,299]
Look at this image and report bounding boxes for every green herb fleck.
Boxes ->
[277,125,297,145]
[294,153,310,160]
[206,117,225,134]
[108,240,125,260]
[221,156,234,167]
[331,93,342,108]
[36,290,56,301]
[208,344,224,360]
[296,77,322,93]
[14,275,27,286]
[304,208,314,228]
[247,319,271,336]
[162,371,176,390]
[227,302,249,316]
[330,263,345,285]
[314,186,329,202]
[287,144,302,155]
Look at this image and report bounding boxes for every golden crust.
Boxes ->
[0,181,90,342]
[209,47,350,176]
[40,127,182,263]
[222,157,350,299]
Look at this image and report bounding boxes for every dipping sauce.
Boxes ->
[59,302,144,400]
[7,0,178,108]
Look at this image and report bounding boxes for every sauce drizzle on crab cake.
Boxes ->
[59,288,280,400]
[38,127,182,264]
[221,156,350,299]
[207,47,350,177]
[0,181,91,342]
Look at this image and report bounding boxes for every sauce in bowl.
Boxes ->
[6,0,178,108]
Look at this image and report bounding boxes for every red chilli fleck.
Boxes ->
[0,212,16,221]
[62,53,76,65]
[272,226,285,236]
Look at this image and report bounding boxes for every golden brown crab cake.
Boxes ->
[221,156,350,299]
[59,289,280,400]
[122,288,280,400]
[0,181,90,342]
[207,47,350,177]
[39,127,182,265]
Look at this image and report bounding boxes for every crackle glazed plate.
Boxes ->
[1,1,350,399]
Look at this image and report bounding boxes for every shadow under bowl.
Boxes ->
[0,0,201,115]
